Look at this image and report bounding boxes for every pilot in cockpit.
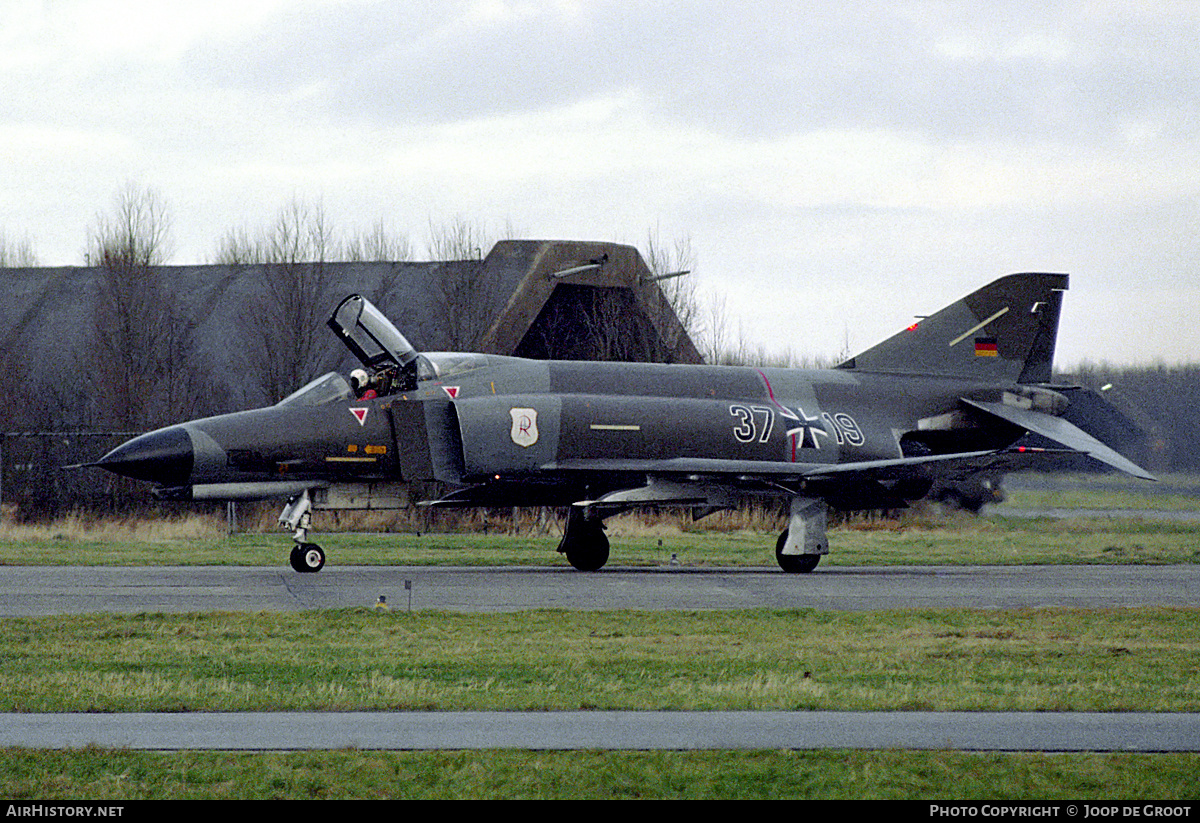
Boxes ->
[350,368,376,400]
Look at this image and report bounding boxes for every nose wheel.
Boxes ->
[290,543,326,573]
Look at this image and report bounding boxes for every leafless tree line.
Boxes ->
[3,184,840,394]
[1,183,832,411]
[2,186,714,414]
[0,230,38,267]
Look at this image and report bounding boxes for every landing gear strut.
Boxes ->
[280,489,326,573]
[557,507,609,571]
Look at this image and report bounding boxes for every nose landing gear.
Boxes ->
[280,489,326,573]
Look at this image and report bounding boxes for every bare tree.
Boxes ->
[700,292,738,365]
[79,184,208,429]
[425,215,495,261]
[0,231,39,427]
[638,227,703,363]
[232,200,339,403]
[426,217,510,350]
[0,230,38,267]
[644,230,700,341]
[89,183,173,268]
[211,226,264,265]
[343,218,412,262]
[583,287,667,362]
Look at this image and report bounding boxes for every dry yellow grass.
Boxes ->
[0,511,226,542]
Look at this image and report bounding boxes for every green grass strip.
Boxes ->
[2,515,1200,567]
[1,749,1197,800]
[2,608,1197,712]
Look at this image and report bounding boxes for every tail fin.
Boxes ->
[839,273,1068,383]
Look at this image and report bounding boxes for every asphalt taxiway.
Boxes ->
[3,710,1196,752]
[1,563,1197,615]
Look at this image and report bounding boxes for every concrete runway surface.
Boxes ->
[2,564,1197,752]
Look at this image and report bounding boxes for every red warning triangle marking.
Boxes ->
[350,407,368,426]
[443,386,460,399]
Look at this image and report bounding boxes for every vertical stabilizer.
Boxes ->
[839,273,1067,383]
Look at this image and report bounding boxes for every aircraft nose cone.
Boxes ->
[96,426,194,486]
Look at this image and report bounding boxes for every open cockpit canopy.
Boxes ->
[328,295,419,371]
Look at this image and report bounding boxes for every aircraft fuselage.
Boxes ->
[100,356,1026,512]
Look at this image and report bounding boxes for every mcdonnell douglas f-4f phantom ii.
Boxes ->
[94,272,1152,573]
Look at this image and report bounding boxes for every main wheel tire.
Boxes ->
[565,528,610,572]
[290,543,325,573]
[775,529,820,573]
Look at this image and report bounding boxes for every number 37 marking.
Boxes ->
[728,405,774,443]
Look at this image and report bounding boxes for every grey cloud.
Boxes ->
[172,2,1198,149]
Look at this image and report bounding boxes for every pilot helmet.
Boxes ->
[349,368,369,391]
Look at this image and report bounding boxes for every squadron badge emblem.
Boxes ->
[509,407,538,447]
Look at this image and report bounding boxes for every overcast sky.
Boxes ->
[3,0,1198,369]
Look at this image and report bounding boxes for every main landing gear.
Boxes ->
[280,489,326,573]
[775,531,821,573]
[774,496,829,573]
[557,507,610,571]
[556,497,830,573]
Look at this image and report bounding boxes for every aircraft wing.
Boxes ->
[539,447,1076,509]
[427,450,1038,508]
[544,449,1046,480]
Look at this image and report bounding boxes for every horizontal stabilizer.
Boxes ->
[961,399,1155,480]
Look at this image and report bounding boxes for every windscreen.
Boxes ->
[276,372,353,407]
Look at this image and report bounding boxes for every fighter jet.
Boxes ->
[93,272,1152,573]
